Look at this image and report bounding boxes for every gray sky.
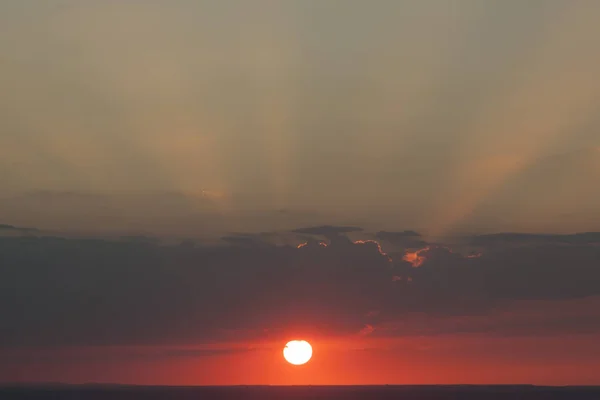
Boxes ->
[1,0,599,236]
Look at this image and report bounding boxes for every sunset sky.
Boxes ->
[1,0,600,386]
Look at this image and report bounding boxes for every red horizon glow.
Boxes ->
[3,332,599,386]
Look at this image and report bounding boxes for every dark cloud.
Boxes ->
[374,230,427,248]
[0,191,328,236]
[0,232,599,348]
[220,233,273,248]
[0,224,37,233]
[1,346,261,365]
[0,224,22,230]
[377,230,420,238]
[292,225,363,239]
[471,232,600,246]
[367,296,600,337]
[119,236,161,245]
[154,347,260,358]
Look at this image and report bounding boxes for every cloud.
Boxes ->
[1,346,262,365]
[0,191,327,236]
[370,296,600,337]
[292,225,363,238]
[0,224,38,233]
[220,233,274,248]
[374,231,428,249]
[402,247,430,267]
[471,232,600,246]
[358,324,375,336]
[0,231,599,348]
[119,236,161,245]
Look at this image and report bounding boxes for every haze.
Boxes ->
[2,0,599,236]
[1,0,599,387]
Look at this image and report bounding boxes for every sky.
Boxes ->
[1,0,600,386]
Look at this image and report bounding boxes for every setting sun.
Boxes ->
[283,340,313,365]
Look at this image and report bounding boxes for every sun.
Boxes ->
[283,340,313,365]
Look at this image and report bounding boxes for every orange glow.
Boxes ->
[359,324,375,336]
[296,241,328,249]
[353,240,392,262]
[5,331,599,386]
[402,247,430,267]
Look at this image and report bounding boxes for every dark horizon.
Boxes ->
[3,383,600,400]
